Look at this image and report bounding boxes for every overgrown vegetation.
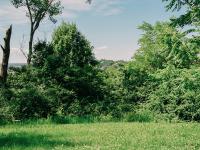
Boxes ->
[0,0,200,123]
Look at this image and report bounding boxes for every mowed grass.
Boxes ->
[0,122,200,150]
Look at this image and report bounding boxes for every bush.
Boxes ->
[12,87,51,120]
[51,115,97,124]
[124,110,154,122]
[148,66,200,122]
[0,88,14,123]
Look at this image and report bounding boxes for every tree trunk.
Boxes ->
[0,25,12,85]
[27,30,34,65]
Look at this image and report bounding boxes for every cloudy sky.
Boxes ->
[0,0,182,63]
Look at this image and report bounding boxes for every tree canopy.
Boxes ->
[163,0,200,33]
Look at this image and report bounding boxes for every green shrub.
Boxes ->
[124,110,154,123]
[0,88,14,123]
[12,87,51,120]
[51,115,97,124]
[148,66,200,122]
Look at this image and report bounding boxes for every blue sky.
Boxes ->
[0,0,182,63]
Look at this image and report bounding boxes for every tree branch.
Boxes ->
[25,0,33,24]
[0,45,5,52]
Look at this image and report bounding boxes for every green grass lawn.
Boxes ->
[1,122,200,150]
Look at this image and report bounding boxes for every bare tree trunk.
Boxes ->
[0,25,12,85]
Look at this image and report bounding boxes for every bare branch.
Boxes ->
[19,35,28,59]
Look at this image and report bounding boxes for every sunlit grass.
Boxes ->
[1,123,200,150]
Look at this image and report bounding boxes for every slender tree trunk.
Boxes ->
[0,25,12,85]
[27,26,34,65]
[27,32,33,64]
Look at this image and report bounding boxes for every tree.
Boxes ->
[148,66,200,121]
[31,23,104,116]
[162,0,200,69]
[32,40,53,68]
[132,21,199,70]
[123,21,199,108]
[0,25,12,86]
[11,0,63,64]
[52,22,97,68]
[162,0,200,33]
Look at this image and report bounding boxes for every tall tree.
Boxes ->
[11,0,63,64]
[52,22,97,68]
[162,0,200,33]
[0,25,12,85]
[131,22,199,70]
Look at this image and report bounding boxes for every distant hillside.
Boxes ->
[9,63,26,67]
[0,61,126,69]
[0,63,26,68]
[98,59,127,70]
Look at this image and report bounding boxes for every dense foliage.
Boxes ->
[124,21,200,121]
[2,23,108,120]
[0,0,200,123]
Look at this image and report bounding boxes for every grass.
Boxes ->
[1,122,200,150]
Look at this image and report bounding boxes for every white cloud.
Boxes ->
[103,8,122,16]
[60,0,125,18]
[93,0,124,16]
[61,10,77,18]
[94,45,108,57]
[0,5,28,25]
[60,0,92,18]
[61,0,92,11]
[95,46,108,51]
[0,0,125,26]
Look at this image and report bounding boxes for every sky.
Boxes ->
[0,0,183,63]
